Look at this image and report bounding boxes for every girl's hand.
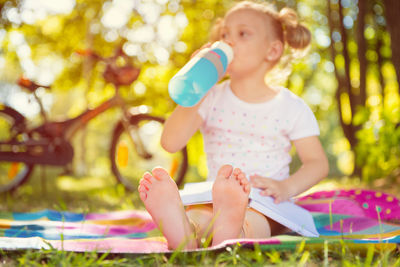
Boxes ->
[249,175,292,204]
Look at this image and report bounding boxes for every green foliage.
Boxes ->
[1,167,399,265]
[0,0,399,186]
[1,243,399,266]
[355,106,400,183]
[1,0,400,264]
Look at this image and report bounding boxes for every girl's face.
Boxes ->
[221,8,278,78]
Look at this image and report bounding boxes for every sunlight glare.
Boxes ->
[101,0,136,29]
[123,43,141,56]
[175,12,188,28]
[315,28,331,48]
[174,41,187,53]
[153,45,169,65]
[337,151,354,175]
[6,8,21,24]
[9,31,25,46]
[127,25,155,43]
[133,81,146,95]
[304,86,322,105]
[21,0,75,24]
[9,91,40,118]
[36,57,64,85]
[138,2,162,24]
[157,15,178,45]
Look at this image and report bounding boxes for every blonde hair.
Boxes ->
[210,1,311,84]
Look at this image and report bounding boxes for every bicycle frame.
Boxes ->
[0,47,190,193]
[0,89,136,166]
[62,91,151,158]
[57,92,126,141]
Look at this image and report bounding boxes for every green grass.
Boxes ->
[0,167,399,266]
[1,241,399,266]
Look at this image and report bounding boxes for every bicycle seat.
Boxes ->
[103,65,140,86]
[17,76,50,93]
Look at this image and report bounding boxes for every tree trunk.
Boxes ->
[383,0,400,92]
[327,0,364,176]
[338,2,356,124]
[377,34,386,108]
[351,0,368,177]
[327,1,349,139]
[357,0,367,107]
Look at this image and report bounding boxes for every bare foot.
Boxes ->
[211,165,250,246]
[138,167,196,250]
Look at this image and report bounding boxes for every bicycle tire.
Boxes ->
[110,114,188,191]
[0,106,34,193]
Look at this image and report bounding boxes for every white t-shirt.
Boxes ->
[198,80,320,181]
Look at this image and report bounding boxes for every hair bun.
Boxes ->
[279,8,311,50]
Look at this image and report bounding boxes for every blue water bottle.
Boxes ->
[168,41,234,107]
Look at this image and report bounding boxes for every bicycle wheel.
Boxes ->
[0,106,34,193]
[110,114,188,191]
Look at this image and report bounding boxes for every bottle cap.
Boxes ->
[212,41,234,64]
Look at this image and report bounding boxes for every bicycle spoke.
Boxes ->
[110,115,188,191]
[0,108,33,193]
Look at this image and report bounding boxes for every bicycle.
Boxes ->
[0,47,188,193]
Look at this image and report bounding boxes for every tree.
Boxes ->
[383,0,400,88]
[327,0,399,180]
[0,0,399,182]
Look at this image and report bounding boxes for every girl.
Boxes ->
[138,1,329,250]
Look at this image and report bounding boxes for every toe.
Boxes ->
[238,173,248,183]
[138,183,147,192]
[139,191,147,201]
[141,179,152,190]
[152,167,170,181]
[217,164,233,179]
[138,184,148,201]
[233,168,242,176]
[143,172,153,183]
[244,183,251,193]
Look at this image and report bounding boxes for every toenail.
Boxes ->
[140,192,147,200]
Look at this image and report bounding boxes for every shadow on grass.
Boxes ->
[0,166,143,213]
[0,164,204,213]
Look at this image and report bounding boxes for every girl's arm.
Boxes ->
[161,43,212,153]
[283,135,329,197]
[161,103,204,153]
[250,136,329,203]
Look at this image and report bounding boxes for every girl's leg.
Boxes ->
[138,167,197,250]
[185,204,213,246]
[211,165,251,246]
[242,208,290,238]
[242,209,271,238]
[185,206,289,246]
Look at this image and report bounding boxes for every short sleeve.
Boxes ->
[197,83,222,120]
[198,91,213,120]
[288,103,320,140]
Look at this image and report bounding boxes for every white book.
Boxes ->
[179,181,319,237]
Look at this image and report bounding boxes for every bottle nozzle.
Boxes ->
[212,41,234,64]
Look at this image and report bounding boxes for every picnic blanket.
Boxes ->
[0,189,399,253]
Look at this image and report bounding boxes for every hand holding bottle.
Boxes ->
[168,41,234,107]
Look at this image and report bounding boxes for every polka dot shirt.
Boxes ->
[198,81,320,181]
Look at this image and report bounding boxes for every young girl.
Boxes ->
[138,1,329,250]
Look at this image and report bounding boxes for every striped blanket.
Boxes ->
[0,189,399,253]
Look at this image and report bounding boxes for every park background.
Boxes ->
[0,0,399,209]
[0,0,400,265]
